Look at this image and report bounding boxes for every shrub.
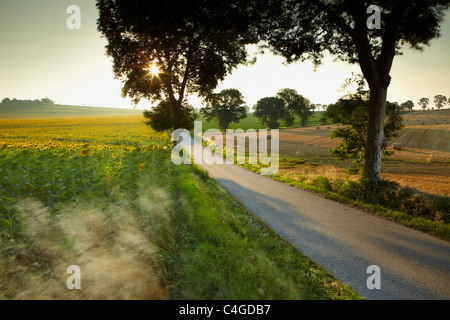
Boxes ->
[311,176,333,192]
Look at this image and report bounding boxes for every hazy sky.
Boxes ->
[0,0,449,110]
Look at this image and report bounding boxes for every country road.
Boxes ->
[178,137,450,300]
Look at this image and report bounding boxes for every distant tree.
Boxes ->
[143,100,197,131]
[434,95,447,110]
[253,97,285,129]
[319,117,328,125]
[418,98,430,111]
[97,0,257,131]
[1,97,55,105]
[400,100,414,112]
[201,89,248,130]
[276,88,312,127]
[40,97,55,105]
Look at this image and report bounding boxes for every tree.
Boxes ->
[434,95,447,110]
[276,88,312,127]
[253,97,285,129]
[418,97,430,111]
[327,96,403,174]
[201,89,248,130]
[1,98,11,104]
[400,100,414,112]
[257,0,449,188]
[143,100,196,132]
[40,97,55,105]
[96,0,256,131]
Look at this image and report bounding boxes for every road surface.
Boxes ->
[179,137,450,300]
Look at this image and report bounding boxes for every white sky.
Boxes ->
[0,0,449,110]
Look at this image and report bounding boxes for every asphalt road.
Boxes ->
[180,138,450,300]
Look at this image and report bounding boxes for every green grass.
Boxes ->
[197,111,330,131]
[163,163,361,299]
[0,142,361,299]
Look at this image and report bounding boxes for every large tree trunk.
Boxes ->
[364,80,388,189]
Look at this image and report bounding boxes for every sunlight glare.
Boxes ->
[148,64,160,76]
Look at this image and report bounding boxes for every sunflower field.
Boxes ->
[0,115,359,300]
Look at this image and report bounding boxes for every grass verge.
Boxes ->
[0,144,361,299]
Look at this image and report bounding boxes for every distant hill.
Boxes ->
[0,103,142,119]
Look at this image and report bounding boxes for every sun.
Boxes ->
[148,64,160,76]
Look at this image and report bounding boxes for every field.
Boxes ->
[0,103,142,119]
[1,105,448,299]
[202,110,449,196]
[0,113,358,300]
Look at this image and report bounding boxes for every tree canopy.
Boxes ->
[276,88,312,127]
[96,0,256,130]
[400,100,414,112]
[257,0,450,187]
[201,89,248,130]
[434,95,448,110]
[418,97,430,111]
[143,100,197,132]
[1,98,54,105]
[327,97,403,173]
[253,97,286,129]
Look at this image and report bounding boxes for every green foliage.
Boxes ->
[256,0,449,187]
[248,160,450,239]
[0,121,361,299]
[143,100,197,131]
[276,88,312,127]
[1,97,54,105]
[311,176,333,192]
[253,97,285,129]
[418,97,430,111]
[166,164,360,299]
[400,100,414,112]
[97,0,255,129]
[327,77,404,174]
[434,95,448,110]
[200,89,248,130]
[337,179,449,225]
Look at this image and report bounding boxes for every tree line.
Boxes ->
[200,88,314,130]
[144,88,316,131]
[417,96,449,111]
[1,97,55,105]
